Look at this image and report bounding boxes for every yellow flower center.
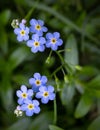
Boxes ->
[20,30,26,36]
[35,80,41,86]
[51,38,56,44]
[34,41,40,47]
[35,24,41,30]
[43,92,49,97]
[22,93,27,98]
[28,104,34,110]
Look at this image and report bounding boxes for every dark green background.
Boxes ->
[0,0,100,130]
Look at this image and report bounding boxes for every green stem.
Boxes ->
[45,50,53,64]
[50,65,63,77]
[25,0,40,20]
[25,7,35,20]
[53,97,57,124]
[55,51,72,74]
[49,50,53,58]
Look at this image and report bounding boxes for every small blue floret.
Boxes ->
[14,23,29,42]
[46,32,63,50]
[36,85,55,104]
[29,19,48,36]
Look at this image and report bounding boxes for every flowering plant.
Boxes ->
[1,2,99,130]
[12,18,63,118]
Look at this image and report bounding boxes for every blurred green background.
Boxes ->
[0,0,100,130]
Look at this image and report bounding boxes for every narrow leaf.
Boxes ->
[74,94,93,118]
[49,125,64,130]
[0,10,11,25]
[6,118,31,130]
[8,47,30,70]
[28,112,53,130]
[0,27,8,54]
[64,34,78,72]
[88,116,100,130]
[61,83,75,106]
[87,75,100,90]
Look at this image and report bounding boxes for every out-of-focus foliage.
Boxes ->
[0,0,100,130]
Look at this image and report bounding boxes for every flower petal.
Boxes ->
[39,86,47,92]
[32,34,39,41]
[41,97,49,104]
[36,92,43,98]
[39,45,45,52]
[26,109,34,116]
[17,98,23,105]
[20,104,27,111]
[32,100,39,106]
[41,76,47,84]
[14,28,20,34]
[21,85,27,92]
[27,40,34,47]
[53,32,60,38]
[16,90,22,97]
[34,73,41,79]
[34,106,40,113]
[29,78,35,85]
[46,33,53,39]
[30,19,37,25]
[38,20,44,26]
[49,93,55,100]
[48,85,54,92]
[27,89,33,96]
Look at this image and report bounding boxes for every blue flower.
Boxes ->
[29,19,48,36]
[20,99,40,116]
[36,85,55,104]
[29,73,47,92]
[16,85,33,105]
[27,34,46,53]
[46,32,63,50]
[14,23,29,42]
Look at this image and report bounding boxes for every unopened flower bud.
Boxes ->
[11,19,19,28]
[21,19,26,24]
[46,57,50,64]
[14,105,23,117]
[75,65,82,71]
[64,75,69,83]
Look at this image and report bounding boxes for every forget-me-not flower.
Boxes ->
[20,99,40,116]
[29,72,47,92]
[16,85,33,105]
[27,34,46,53]
[14,23,29,42]
[29,19,48,36]
[36,85,55,104]
[46,32,63,50]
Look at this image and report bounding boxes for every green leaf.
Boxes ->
[0,10,11,25]
[87,75,100,90]
[49,125,64,130]
[88,116,100,130]
[0,27,8,54]
[28,112,53,130]
[61,83,75,106]
[0,58,6,72]
[1,87,14,111]
[64,34,78,72]
[6,118,31,130]
[12,74,29,86]
[77,66,99,81]
[74,94,93,118]
[8,47,30,70]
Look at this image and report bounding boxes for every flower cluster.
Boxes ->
[12,19,63,52]
[15,73,55,117]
